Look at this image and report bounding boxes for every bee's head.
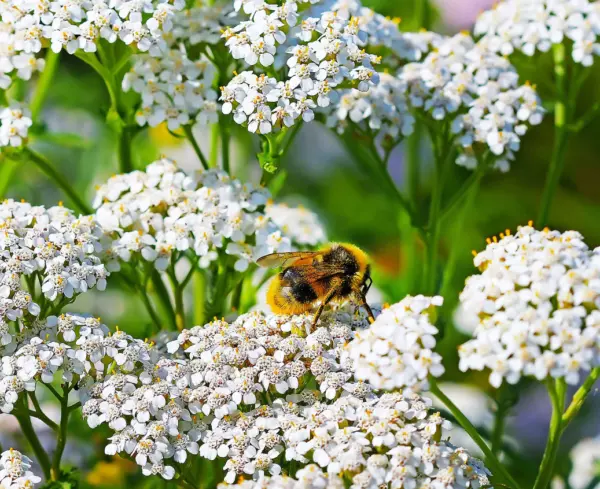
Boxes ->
[360,266,372,298]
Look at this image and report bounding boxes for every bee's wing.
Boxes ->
[256,251,323,268]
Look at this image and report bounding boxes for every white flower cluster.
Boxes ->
[475,0,600,67]
[82,307,490,489]
[327,73,414,141]
[220,0,381,133]
[568,437,600,489]
[0,449,41,489]
[93,158,292,272]
[265,201,327,247]
[0,200,107,354]
[400,33,544,171]
[458,225,600,388]
[347,295,445,392]
[0,313,150,413]
[0,13,44,90]
[171,1,235,46]
[123,49,218,130]
[0,0,184,57]
[0,105,32,148]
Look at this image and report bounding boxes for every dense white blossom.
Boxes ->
[220,0,381,133]
[123,49,218,130]
[458,225,600,387]
[475,0,600,67]
[0,0,184,58]
[265,201,327,247]
[93,158,294,273]
[0,200,107,354]
[568,437,600,489]
[0,105,32,148]
[171,2,234,46]
[0,449,41,489]
[400,33,544,171]
[347,295,445,392]
[0,21,44,90]
[81,306,490,488]
[327,73,414,141]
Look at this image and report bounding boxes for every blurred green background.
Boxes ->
[2,0,600,488]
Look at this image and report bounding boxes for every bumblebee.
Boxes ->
[257,243,375,327]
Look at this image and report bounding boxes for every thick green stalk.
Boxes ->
[30,50,60,121]
[51,387,71,480]
[168,268,186,331]
[193,270,205,325]
[429,379,521,489]
[491,405,508,457]
[537,43,569,226]
[210,124,220,167]
[15,399,52,480]
[532,380,566,489]
[150,270,178,330]
[183,124,209,170]
[220,118,231,173]
[0,158,17,198]
[25,148,92,214]
[118,125,135,173]
[561,367,600,428]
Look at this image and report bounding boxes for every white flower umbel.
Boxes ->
[327,73,415,141]
[93,158,292,273]
[0,449,41,489]
[123,49,218,130]
[0,18,45,90]
[220,0,381,133]
[400,33,544,172]
[475,0,600,67]
[568,437,600,489]
[0,200,107,354]
[458,225,600,388]
[265,201,327,247]
[1,0,183,58]
[347,295,445,392]
[0,105,32,148]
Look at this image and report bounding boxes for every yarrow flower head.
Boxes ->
[0,105,32,149]
[0,200,107,354]
[93,158,293,272]
[0,449,41,489]
[399,33,544,172]
[568,437,600,489]
[220,0,382,133]
[1,0,184,58]
[0,18,45,90]
[265,201,327,247]
[458,224,600,388]
[475,0,600,67]
[347,295,445,392]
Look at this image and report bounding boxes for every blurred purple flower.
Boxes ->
[434,0,495,30]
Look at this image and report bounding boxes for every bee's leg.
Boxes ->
[311,286,339,331]
[359,295,376,323]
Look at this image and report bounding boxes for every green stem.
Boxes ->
[28,392,58,431]
[210,124,219,167]
[30,50,60,122]
[0,158,17,198]
[25,148,92,214]
[532,380,566,489]
[51,386,70,481]
[537,43,569,226]
[491,405,507,457]
[139,287,163,333]
[193,270,205,326]
[168,267,185,331]
[74,52,121,116]
[219,117,231,173]
[428,379,521,489]
[118,125,135,173]
[406,123,421,205]
[15,399,52,480]
[149,269,178,330]
[561,366,600,428]
[183,124,209,170]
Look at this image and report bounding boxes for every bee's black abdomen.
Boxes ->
[292,282,318,303]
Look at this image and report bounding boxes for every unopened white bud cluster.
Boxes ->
[400,33,544,172]
[93,158,292,272]
[458,225,600,388]
[0,200,107,354]
[0,0,184,59]
[475,0,600,67]
[347,295,445,392]
[0,105,32,149]
[0,449,41,489]
[220,0,381,133]
[265,202,327,247]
